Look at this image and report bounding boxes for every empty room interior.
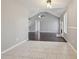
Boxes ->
[1,0,77,59]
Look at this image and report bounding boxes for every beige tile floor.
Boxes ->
[2,41,77,59]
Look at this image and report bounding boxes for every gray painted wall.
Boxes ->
[60,0,77,50]
[40,14,59,33]
[1,0,28,51]
[29,12,59,33]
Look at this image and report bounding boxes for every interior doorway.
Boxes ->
[29,12,66,42]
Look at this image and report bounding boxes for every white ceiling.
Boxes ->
[14,0,72,17]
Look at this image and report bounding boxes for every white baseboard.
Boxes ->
[63,36,77,53]
[1,40,26,54]
[29,31,57,33]
[56,34,62,37]
[68,42,77,53]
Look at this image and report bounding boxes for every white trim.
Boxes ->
[1,40,26,54]
[56,34,62,37]
[68,26,77,29]
[39,31,58,33]
[68,42,77,53]
[29,10,59,19]
[29,31,58,33]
